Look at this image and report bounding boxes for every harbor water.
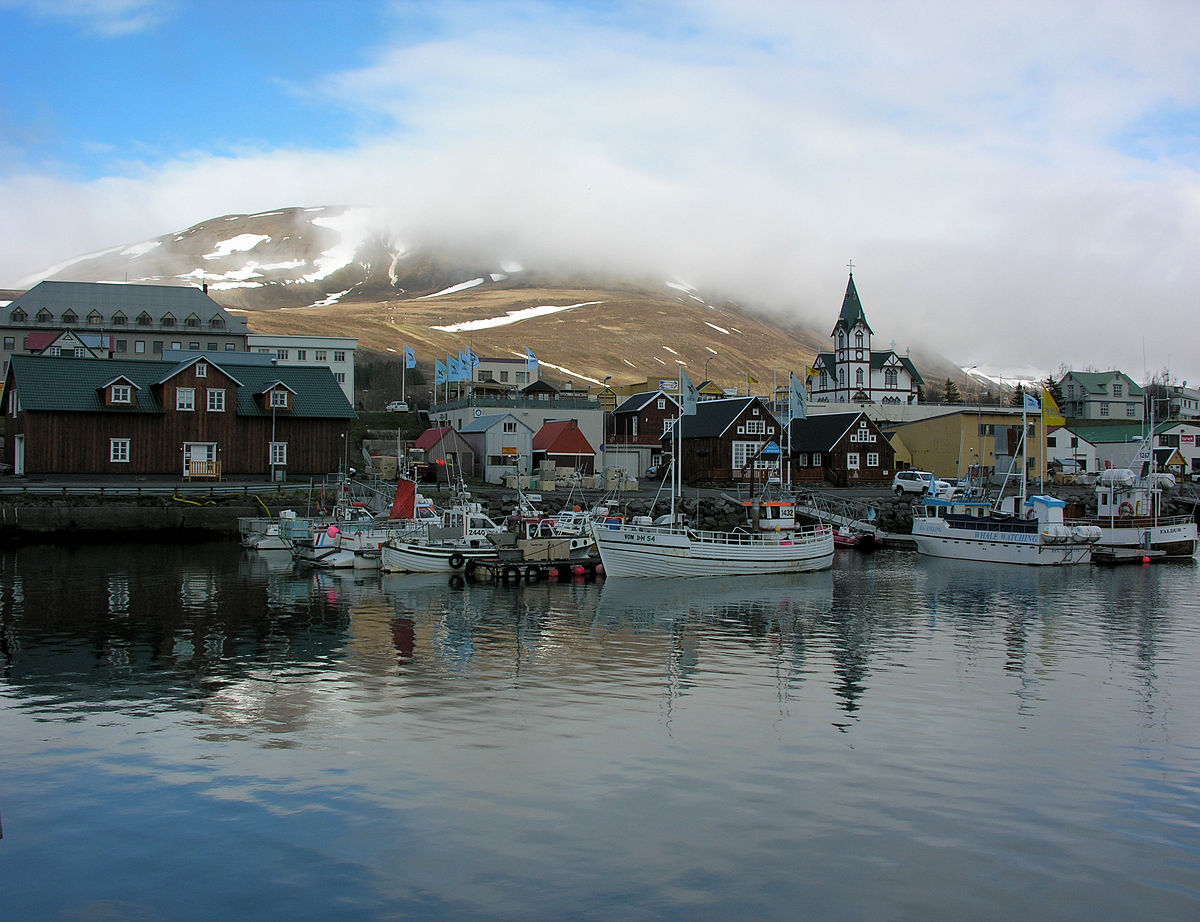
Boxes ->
[2,542,1199,920]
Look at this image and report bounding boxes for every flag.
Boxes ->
[680,367,698,416]
[448,354,463,382]
[747,372,758,384]
[1042,386,1065,427]
[435,359,447,385]
[526,348,538,374]
[458,350,472,381]
[789,371,808,422]
[467,347,479,368]
[1024,391,1040,412]
[404,344,416,369]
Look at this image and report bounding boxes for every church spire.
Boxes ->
[832,270,874,335]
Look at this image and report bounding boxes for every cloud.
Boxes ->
[2,0,1199,378]
[0,0,174,36]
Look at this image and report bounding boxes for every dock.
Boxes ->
[458,554,602,584]
[1091,546,1167,566]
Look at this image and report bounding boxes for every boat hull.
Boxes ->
[380,542,498,573]
[911,525,1093,566]
[1077,517,1198,558]
[592,521,833,578]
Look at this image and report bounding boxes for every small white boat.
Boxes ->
[380,493,508,573]
[1067,468,1197,558]
[591,517,834,578]
[911,493,1100,566]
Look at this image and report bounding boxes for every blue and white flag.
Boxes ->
[680,367,698,416]
[448,354,463,382]
[435,359,447,385]
[1024,391,1040,412]
[526,348,538,374]
[404,344,416,369]
[467,347,480,368]
[789,371,808,422]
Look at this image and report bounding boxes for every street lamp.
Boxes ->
[705,354,717,382]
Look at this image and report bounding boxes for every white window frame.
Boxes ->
[110,438,130,463]
[111,384,132,404]
[177,387,195,411]
[207,388,226,412]
[269,442,288,466]
[270,389,289,408]
[847,452,860,469]
[867,452,880,467]
[196,363,207,378]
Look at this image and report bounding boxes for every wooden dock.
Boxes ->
[1091,546,1167,566]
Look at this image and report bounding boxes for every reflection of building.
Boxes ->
[809,273,922,405]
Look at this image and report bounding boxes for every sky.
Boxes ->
[1,0,1199,382]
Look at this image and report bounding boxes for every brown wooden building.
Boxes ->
[787,411,895,485]
[4,353,355,478]
[669,396,784,483]
[610,390,680,448]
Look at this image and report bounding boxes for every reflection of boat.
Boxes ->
[591,518,834,578]
[597,566,833,620]
[1067,468,1198,558]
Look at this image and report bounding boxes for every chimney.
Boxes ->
[202,282,208,294]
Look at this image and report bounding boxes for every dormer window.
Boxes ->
[270,390,289,408]
[62,310,77,324]
[10,308,27,322]
[161,313,176,327]
[185,313,201,328]
[36,309,52,323]
[111,384,132,404]
[136,312,152,326]
[209,316,224,329]
[112,312,127,326]
[88,310,103,326]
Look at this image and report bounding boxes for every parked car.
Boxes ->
[892,469,938,496]
[385,400,409,412]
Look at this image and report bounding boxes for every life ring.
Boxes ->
[503,565,522,582]
[448,552,466,570]
[1118,501,1134,518]
[525,564,542,583]
[1025,509,1035,520]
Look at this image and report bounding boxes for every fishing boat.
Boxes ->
[380,492,508,573]
[1067,468,1197,558]
[591,516,834,578]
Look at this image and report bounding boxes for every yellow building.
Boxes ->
[882,407,1046,482]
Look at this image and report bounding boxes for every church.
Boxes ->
[809,272,923,405]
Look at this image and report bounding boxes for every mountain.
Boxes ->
[17,205,970,391]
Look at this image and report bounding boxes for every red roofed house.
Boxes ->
[533,419,597,475]
[412,426,476,480]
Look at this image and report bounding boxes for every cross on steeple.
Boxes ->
[846,258,855,275]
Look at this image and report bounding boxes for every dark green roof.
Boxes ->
[6,354,354,418]
[787,412,863,451]
[1066,371,1143,397]
[674,396,777,440]
[832,273,873,336]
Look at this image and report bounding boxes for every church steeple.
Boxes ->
[832,272,874,336]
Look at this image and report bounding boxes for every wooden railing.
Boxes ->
[185,460,222,480]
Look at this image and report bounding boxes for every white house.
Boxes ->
[1045,426,1098,478]
[246,333,356,404]
[459,413,535,484]
[1059,371,1144,422]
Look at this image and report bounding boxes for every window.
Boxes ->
[503,420,517,433]
[110,438,130,463]
[185,314,201,328]
[161,314,176,327]
[189,342,199,351]
[797,452,809,467]
[88,311,102,326]
[136,312,152,326]
[277,349,289,360]
[335,372,345,383]
[812,452,822,466]
[315,350,327,361]
[171,342,182,350]
[3,336,13,350]
[62,310,77,324]
[153,341,163,354]
[207,342,217,351]
[196,363,207,378]
[334,351,346,363]
[209,317,224,329]
[296,349,306,361]
[1113,383,1123,397]
[516,372,528,384]
[74,347,86,358]
[115,340,127,353]
[1126,404,1136,417]
[855,331,863,348]
[224,343,236,351]
[499,371,509,383]
[207,389,225,412]
[270,389,289,408]
[269,442,288,466]
[176,387,195,411]
[1047,436,1057,448]
[257,348,272,355]
[885,368,898,388]
[36,309,52,323]
[838,368,846,386]
[855,368,864,386]
[112,312,127,326]
[48,346,61,356]
[657,399,666,409]
[867,452,879,467]
[135,340,146,354]
[10,308,27,322]
[847,452,860,469]
[111,385,132,404]
[1100,402,1110,417]
[744,418,766,435]
[732,441,772,471]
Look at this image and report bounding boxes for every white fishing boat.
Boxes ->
[380,493,508,573]
[591,517,834,578]
[1067,468,1197,558]
[911,493,1100,565]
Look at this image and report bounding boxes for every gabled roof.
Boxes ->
[258,380,297,396]
[1066,370,1144,397]
[100,373,140,390]
[676,396,776,440]
[413,427,456,450]
[5,354,353,418]
[157,355,244,388]
[813,353,835,371]
[460,413,532,434]
[522,378,557,394]
[24,330,111,353]
[7,280,249,332]
[533,419,595,455]
[787,412,866,452]
[614,390,677,414]
[831,273,873,336]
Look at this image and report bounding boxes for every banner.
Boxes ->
[789,371,808,422]
[1024,391,1040,412]
[680,367,698,416]
[435,360,447,385]
[404,344,416,370]
[526,348,538,375]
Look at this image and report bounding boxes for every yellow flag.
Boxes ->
[1042,386,1066,427]
[747,372,758,385]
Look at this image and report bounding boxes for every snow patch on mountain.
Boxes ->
[204,234,269,260]
[432,301,603,332]
[420,278,485,299]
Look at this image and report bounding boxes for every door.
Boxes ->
[13,434,24,476]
